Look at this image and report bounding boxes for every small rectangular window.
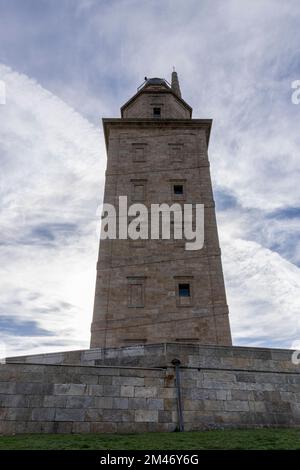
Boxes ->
[179,283,190,297]
[131,284,143,305]
[174,184,183,195]
[127,277,145,308]
[131,179,147,201]
[175,277,193,306]
[134,185,144,200]
[153,107,161,117]
[169,143,184,162]
[132,144,147,163]
[170,180,185,200]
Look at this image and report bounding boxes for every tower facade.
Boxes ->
[90,73,232,348]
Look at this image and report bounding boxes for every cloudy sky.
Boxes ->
[0,0,300,357]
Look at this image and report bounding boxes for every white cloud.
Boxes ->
[0,63,105,356]
[221,236,300,348]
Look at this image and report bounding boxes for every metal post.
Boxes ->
[171,358,184,432]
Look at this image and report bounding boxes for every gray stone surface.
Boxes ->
[1,344,300,434]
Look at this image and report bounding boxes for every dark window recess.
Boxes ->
[179,283,190,297]
[153,107,161,117]
[174,184,183,195]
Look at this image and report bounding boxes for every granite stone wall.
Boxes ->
[1,344,300,434]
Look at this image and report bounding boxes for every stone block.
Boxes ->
[112,397,129,409]
[0,382,16,394]
[163,398,177,411]
[94,396,113,409]
[103,409,134,422]
[128,397,147,409]
[72,422,91,433]
[26,395,43,407]
[248,401,266,413]
[17,382,53,395]
[275,413,294,426]
[55,422,73,433]
[0,421,16,434]
[55,408,85,422]
[66,396,95,408]
[216,390,231,400]
[0,407,7,420]
[58,383,88,395]
[203,400,224,411]
[112,376,144,387]
[6,408,31,421]
[134,387,157,398]
[255,373,286,384]
[144,377,164,387]
[135,410,158,422]
[97,376,112,385]
[202,379,233,390]
[102,385,120,397]
[146,398,164,410]
[95,367,120,376]
[43,395,67,408]
[235,373,256,383]
[0,394,27,407]
[90,422,117,433]
[85,408,104,422]
[120,385,135,397]
[158,410,172,423]
[185,388,216,400]
[87,384,104,396]
[80,375,98,385]
[224,400,250,412]
[119,368,148,377]
[231,390,253,401]
[31,408,56,421]
[266,401,292,413]
[159,387,176,399]
[183,399,204,411]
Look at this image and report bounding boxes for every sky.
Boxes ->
[0,0,300,357]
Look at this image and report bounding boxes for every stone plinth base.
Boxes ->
[1,343,300,434]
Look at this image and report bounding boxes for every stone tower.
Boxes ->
[90,72,232,348]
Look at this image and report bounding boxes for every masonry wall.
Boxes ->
[1,344,300,434]
[122,90,191,119]
[91,117,232,348]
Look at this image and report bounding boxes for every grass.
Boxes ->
[0,428,299,450]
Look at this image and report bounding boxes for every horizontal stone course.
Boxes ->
[6,343,298,372]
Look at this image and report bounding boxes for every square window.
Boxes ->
[174,184,183,195]
[179,283,190,297]
[170,180,185,200]
[153,107,161,117]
